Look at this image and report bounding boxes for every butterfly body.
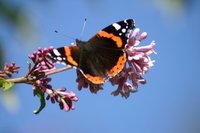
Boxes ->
[47,19,135,84]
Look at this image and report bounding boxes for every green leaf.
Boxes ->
[0,77,14,91]
[33,88,46,114]
[3,81,13,91]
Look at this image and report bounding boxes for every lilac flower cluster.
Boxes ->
[0,62,20,78]
[46,88,78,111]
[28,47,55,92]
[28,47,55,74]
[76,28,156,98]
[110,28,156,98]
[28,47,78,112]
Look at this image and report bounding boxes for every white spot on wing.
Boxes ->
[57,57,62,61]
[122,28,126,33]
[112,23,121,30]
[53,49,61,56]
[124,20,127,24]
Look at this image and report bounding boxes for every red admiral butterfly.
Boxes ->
[47,19,135,84]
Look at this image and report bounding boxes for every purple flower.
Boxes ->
[59,91,78,112]
[109,66,138,98]
[33,77,52,92]
[46,88,78,112]
[28,47,55,73]
[0,62,20,78]
[110,28,156,98]
[28,47,55,92]
[28,47,78,113]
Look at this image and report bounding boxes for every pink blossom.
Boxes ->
[46,87,78,112]
[110,28,156,98]
[28,47,55,73]
[29,47,78,113]
[59,91,78,112]
[0,62,20,78]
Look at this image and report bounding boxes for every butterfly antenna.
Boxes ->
[80,18,87,40]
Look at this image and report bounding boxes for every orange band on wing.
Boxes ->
[97,31,123,48]
[85,74,105,84]
[64,46,78,66]
[108,54,126,77]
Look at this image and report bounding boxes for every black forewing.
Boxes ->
[97,19,135,48]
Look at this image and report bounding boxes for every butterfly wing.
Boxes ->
[78,19,135,84]
[46,46,80,67]
[46,19,135,84]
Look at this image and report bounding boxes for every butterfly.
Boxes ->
[47,19,135,84]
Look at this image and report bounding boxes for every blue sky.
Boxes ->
[0,0,200,133]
